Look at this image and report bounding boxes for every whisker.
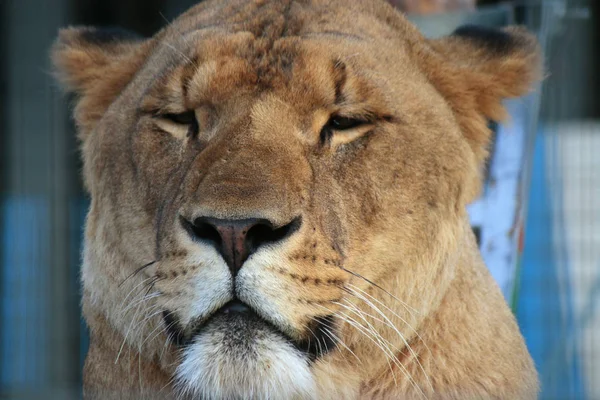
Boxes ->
[116,294,149,364]
[309,324,325,359]
[333,300,389,326]
[303,322,335,376]
[116,277,165,365]
[140,294,181,349]
[335,311,399,387]
[307,315,348,364]
[139,304,166,326]
[141,320,167,348]
[121,290,161,316]
[119,275,159,317]
[159,11,195,50]
[133,305,163,340]
[348,283,433,357]
[143,276,164,297]
[119,260,158,287]
[159,332,171,362]
[321,301,425,396]
[121,276,164,315]
[164,42,198,68]
[158,11,174,29]
[322,324,362,365]
[315,303,398,386]
[339,266,421,316]
[159,310,182,362]
[347,286,433,392]
[340,308,425,397]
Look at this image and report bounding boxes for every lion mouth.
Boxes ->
[163,299,337,361]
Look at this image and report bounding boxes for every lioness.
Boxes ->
[53,0,541,398]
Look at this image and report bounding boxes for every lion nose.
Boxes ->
[181,216,301,276]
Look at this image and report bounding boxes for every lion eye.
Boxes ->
[327,116,366,131]
[163,111,196,125]
[319,115,372,146]
[159,110,199,137]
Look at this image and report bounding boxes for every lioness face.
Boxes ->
[53,0,540,398]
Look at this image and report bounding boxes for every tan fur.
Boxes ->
[53,1,542,398]
[389,0,475,15]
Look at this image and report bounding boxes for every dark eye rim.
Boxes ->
[153,110,200,138]
[161,110,197,125]
[327,115,369,131]
[319,115,371,144]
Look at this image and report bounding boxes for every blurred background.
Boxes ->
[0,0,598,399]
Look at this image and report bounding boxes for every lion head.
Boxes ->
[53,0,541,398]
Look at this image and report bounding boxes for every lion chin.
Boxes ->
[175,308,315,400]
[53,0,542,398]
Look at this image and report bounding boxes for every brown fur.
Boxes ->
[53,0,542,398]
[389,0,475,15]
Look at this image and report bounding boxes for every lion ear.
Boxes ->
[423,25,543,197]
[429,25,543,120]
[52,26,150,134]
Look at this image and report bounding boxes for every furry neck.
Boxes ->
[357,230,537,399]
[82,304,175,399]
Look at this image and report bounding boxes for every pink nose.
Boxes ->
[180,216,301,276]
